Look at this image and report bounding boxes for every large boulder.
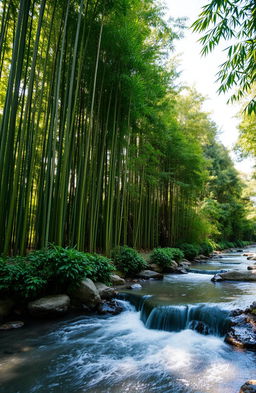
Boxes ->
[28,295,70,317]
[212,271,256,282]
[109,274,125,286]
[136,270,163,280]
[0,299,14,321]
[239,380,256,393]
[71,278,101,308]
[95,282,116,300]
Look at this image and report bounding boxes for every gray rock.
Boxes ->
[128,283,142,289]
[0,321,24,330]
[176,267,188,274]
[71,278,101,308]
[0,299,14,320]
[164,261,179,273]
[211,274,223,282]
[248,265,256,270]
[149,263,163,273]
[215,271,256,282]
[136,270,163,280]
[179,260,191,268]
[239,380,256,393]
[95,282,116,300]
[225,304,256,350]
[198,254,208,260]
[247,256,256,261]
[28,294,70,317]
[97,300,123,315]
[109,274,125,285]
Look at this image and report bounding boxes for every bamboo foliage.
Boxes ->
[0,0,250,256]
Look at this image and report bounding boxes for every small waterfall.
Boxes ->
[144,304,230,336]
[119,292,231,336]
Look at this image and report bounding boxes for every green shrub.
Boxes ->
[150,247,184,269]
[84,253,115,284]
[178,243,200,260]
[0,258,47,299]
[0,246,114,300]
[111,246,147,276]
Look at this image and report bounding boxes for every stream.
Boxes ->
[0,248,255,393]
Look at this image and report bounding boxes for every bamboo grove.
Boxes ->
[0,0,254,256]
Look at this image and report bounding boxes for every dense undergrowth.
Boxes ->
[0,241,252,301]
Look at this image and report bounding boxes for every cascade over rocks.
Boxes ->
[28,295,70,317]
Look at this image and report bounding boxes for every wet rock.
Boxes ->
[230,309,244,317]
[109,274,125,286]
[225,325,256,350]
[71,279,101,309]
[149,263,163,273]
[28,295,70,317]
[213,271,256,282]
[211,274,223,282]
[97,300,123,315]
[225,302,256,350]
[137,270,163,280]
[127,283,142,289]
[197,254,208,260]
[247,265,256,270]
[189,320,209,335]
[236,249,244,252]
[0,299,14,321]
[247,255,256,261]
[164,261,179,273]
[176,267,188,274]
[0,321,24,330]
[239,380,256,393]
[95,282,116,300]
[179,260,191,268]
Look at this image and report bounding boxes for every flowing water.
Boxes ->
[0,248,255,393]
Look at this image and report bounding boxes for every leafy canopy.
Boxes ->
[192,0,256,114]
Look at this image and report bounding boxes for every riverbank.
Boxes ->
[1,246,256,393]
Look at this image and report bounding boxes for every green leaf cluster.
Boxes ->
[150,247,184,269]
[0,246,114,300]
[111,246,147,276]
